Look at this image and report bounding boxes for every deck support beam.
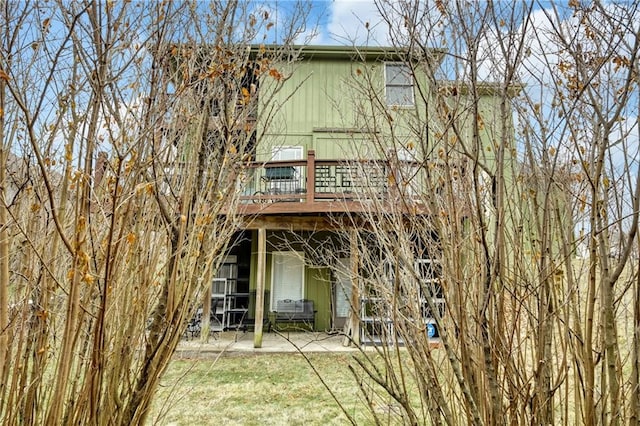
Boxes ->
[343,229,360,346]
[254,228,267,348]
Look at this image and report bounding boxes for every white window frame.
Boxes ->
[335,258,353,318]
[270,251,305,311]
[271,145,303,162]
[385,63,415,107]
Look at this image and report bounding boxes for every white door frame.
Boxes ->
[270,251,305,311]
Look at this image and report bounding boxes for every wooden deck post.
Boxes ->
[254,228,267,348]
[306,150,315,204]
[343,229,360,346]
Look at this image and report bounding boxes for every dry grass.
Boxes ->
[148,353,386,425]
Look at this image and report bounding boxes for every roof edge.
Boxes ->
[251,44,447,64]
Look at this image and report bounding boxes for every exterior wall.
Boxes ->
[251,46,516,169]
[263,59,361,135]
[257,53,427,163]
[256,51,511,169]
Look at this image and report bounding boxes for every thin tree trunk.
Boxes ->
[0,81,9,415]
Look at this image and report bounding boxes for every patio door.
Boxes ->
[271,145,303,161]
[333,258,353,328]
[270,146,303,193]
[270,251,305,311]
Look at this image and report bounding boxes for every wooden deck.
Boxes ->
[232,150,429,216]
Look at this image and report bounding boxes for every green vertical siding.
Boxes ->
[263,59,367,135]
[260,57,437,162]
[305,267,331,331]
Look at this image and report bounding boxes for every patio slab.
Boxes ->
[175,331,360,358]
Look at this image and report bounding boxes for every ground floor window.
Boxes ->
[270,251,305,311]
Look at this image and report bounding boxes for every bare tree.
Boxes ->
[311,1,640,425]
[0,1,310,424]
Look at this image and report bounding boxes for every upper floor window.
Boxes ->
[385,63,414,107]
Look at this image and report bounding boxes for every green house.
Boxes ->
[205,45,510,346]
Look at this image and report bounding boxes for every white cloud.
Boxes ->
[476,6,563,89]
[319,0,390,46]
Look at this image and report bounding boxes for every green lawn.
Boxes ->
[149,353,385,425]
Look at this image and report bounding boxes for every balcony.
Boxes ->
[234,150,429,215]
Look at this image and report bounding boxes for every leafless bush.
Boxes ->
[0,1,310,423]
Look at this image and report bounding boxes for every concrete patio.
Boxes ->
[175,331,360,358]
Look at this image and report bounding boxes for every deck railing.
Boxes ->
[156,150,434,214]
[240,151,398,201]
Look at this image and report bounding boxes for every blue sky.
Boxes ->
[260,0,396,46]
[304,0,386,45]
[278,0,555,46]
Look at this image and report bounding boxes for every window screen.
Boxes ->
[385,63,414,106]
